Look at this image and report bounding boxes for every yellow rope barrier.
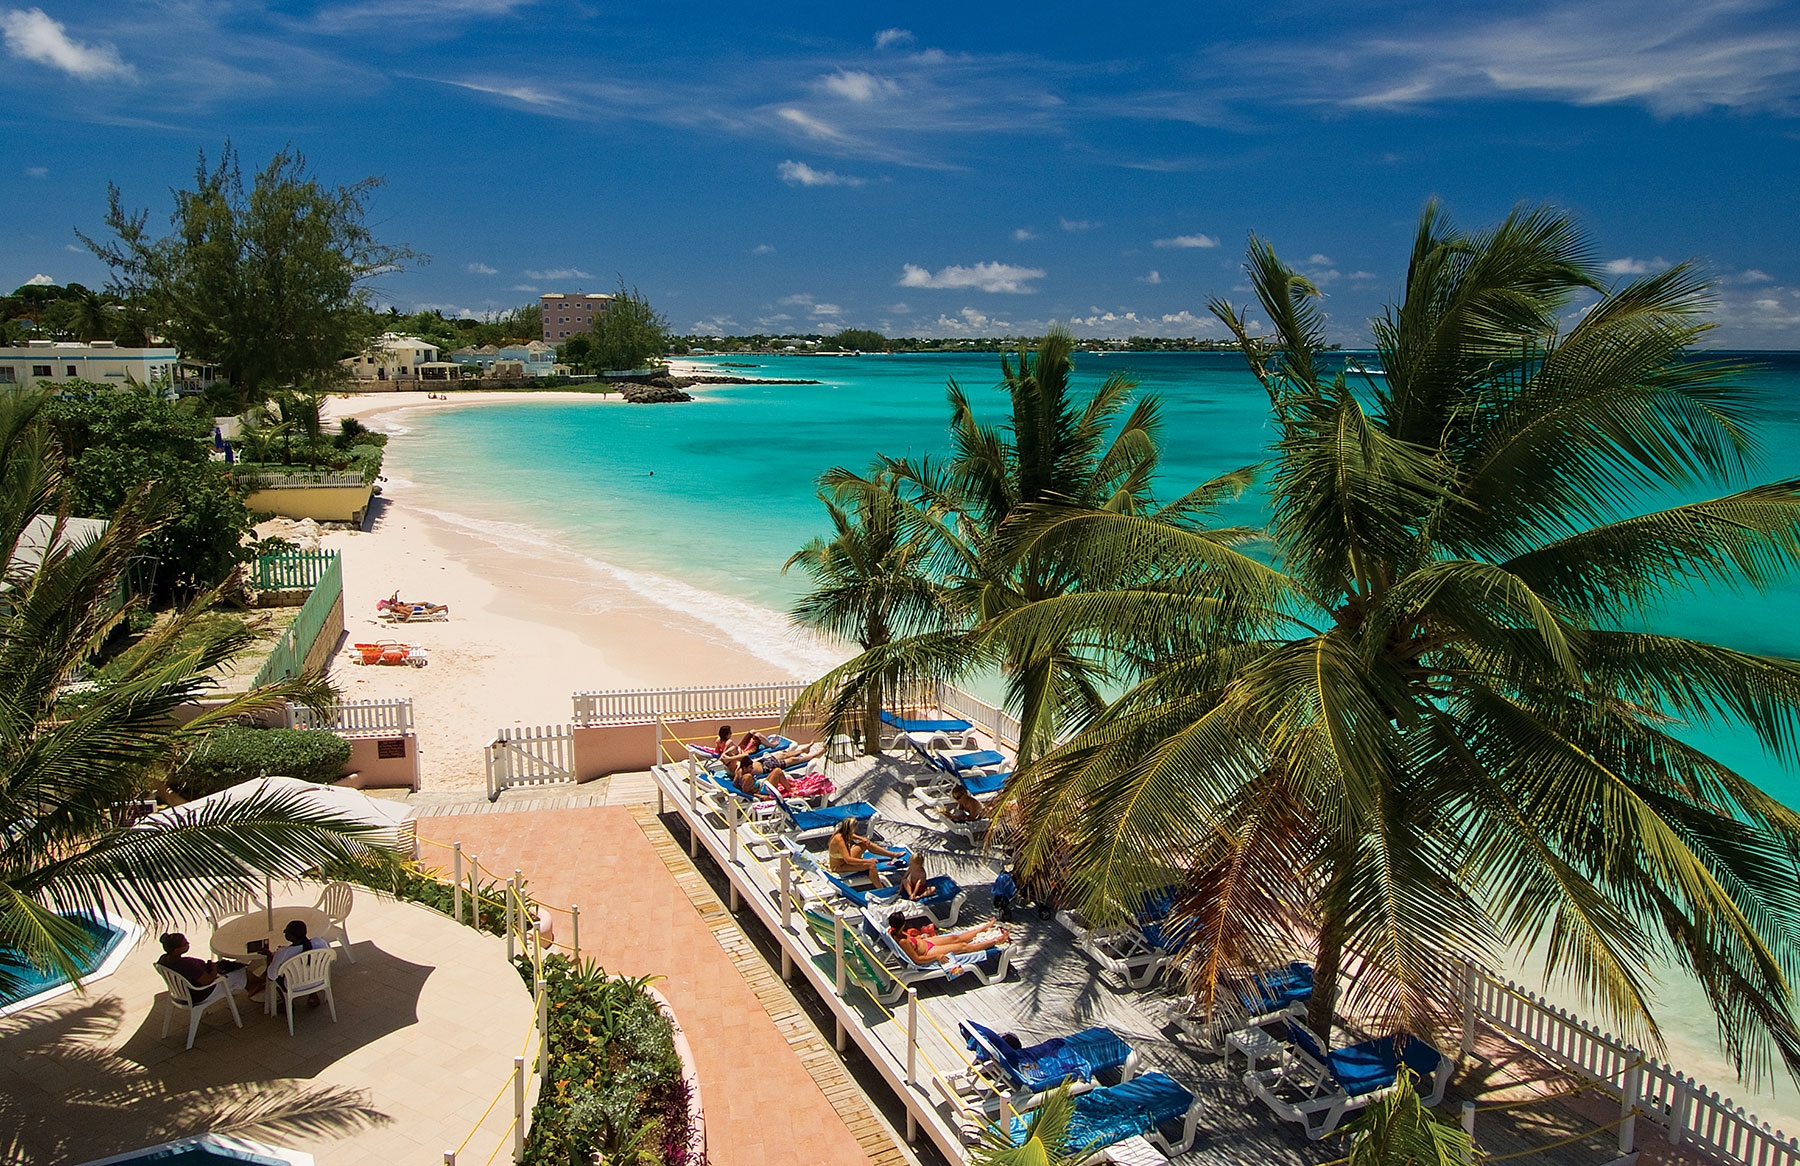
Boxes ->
[481,1118,517,1166]
[1478,1112,1630,1161]
[455,1061,519,1156]
[1474,1081,1594,1112]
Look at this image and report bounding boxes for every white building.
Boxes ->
[341,333,457,384]
[450,341,558,377]
[0,340,180,387]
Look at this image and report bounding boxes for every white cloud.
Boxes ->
[1604,256,1672,275]
[820,69,896,102]
[899,262,1046,294]
[1315,1,1800,115]
[1,7,133,81]
[440,79,569,108]
[1308,253,1333,266]
[778,159,865,187]
[888,302,913,313]
[467,262,498,275]
[1738,269,1775,283]
[1349,270,1378,281]
[931,306,1015,334]
[778,293,844,319]
[523,268,591,280]
[24,273,54,286]
[25,165,46,178]
[1153,233,1218,249]
[1012,228,1037,241]
[874,27,914,49]
[64,243,82,252]
[1139,270,1163,284]
[778,107,852,143]
[689,315,739,334]
[511,284,540,292]
[752,243,776,255]
[1060,218,1100,232]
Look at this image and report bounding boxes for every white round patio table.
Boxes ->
[210,906,329,962]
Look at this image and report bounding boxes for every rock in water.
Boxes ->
[619,382,694,403]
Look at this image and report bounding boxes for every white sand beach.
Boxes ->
[313,389,839,792]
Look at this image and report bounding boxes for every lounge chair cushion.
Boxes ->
[935,749,1007,773]
[962,769,1011,796]
[785,801,877,831]
[882,711,974,733]
[1287,1022,1441,1097]
[1011,1070,1192,1149]
[825,870,960,909]
[964,1020,1131,1091]
[1239,962,1312,1014]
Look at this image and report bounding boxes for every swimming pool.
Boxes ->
[0,910,142,1018]
[78,1133,313,1166]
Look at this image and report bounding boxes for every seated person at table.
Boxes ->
[158,932,264,998]
[886,913,1008,964]
[268,919,330,1007]
[899,853,933,900]
[830,818,900,888]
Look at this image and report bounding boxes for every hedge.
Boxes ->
[517,954,701,1165]
[173,724,351,796]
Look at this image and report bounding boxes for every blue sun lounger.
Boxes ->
[881,710,974,734]
[1008,1071,1203,1157]
[775,797,880,837]
[960,1019,1140,1102]
[1246,1020,1452,1139]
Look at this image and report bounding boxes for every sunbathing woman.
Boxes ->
[829,818,901,888]
[729,754,787,798]
[887,912,1008,962]
[765,739,826,768]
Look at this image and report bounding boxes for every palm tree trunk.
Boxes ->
[1307,863,1349,1044]
[863,670,884,757]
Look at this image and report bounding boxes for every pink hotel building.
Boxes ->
[540,292,615,342]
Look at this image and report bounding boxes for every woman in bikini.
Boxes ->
[829,818,901,888]
[886,912,1008,963]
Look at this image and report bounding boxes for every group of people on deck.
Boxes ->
[714,725,829,799]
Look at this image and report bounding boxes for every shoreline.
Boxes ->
[316,386,844,792]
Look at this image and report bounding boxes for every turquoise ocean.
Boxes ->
[390,349,1800,1109]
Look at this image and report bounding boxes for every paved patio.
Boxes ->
[0,886,534,1166]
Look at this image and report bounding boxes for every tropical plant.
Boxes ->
[0,387,388,995]
[992,204,1800,1080]
[795,328,1226,762]
[784,467,958,754]
[1343,1071,1476,1166]
[966,1081,1089,1166]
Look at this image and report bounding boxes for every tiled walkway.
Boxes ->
[417,805,910,1166]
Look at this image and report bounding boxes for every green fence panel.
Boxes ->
[251,553,343,688]
[252,550,338,591]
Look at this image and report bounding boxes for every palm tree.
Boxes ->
[965,1081,1088,1166]
[797,329,1213,761]
[992,204,1800,1081]
[1344,1072,1475,1166]
[0,388,386,993]
[784,468,957,754]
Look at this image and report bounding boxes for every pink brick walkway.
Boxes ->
[418,806,879,1166]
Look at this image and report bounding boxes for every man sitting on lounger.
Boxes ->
[830,818,901,888]
[158,932,264,998]
[887,912,1008,963]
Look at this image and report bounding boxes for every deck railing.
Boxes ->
[287,697,413,736]
[251,549,337,591]
[572,681,812,726]
[1464,964,1800,1166]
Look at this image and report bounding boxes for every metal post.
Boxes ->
[656,713,666,767]
[452,843,463,925]
[570,905,581,965]
[833,908,848,1052]
[1620,1058,1642,1155]
[506,878,516,962]
[512,1056,526,1162]
[537,979,549,1081]
[1461,1100,1476,1164]
[444,1153,456,1165]
[469,856,480,928]
[779,853,793,931]
[513,868,524,953]
[906,987,919,1087]
[727,793,739,863]
[1460,960,1478,1061]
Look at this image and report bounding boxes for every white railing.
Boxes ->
[287,698,414,736]
[486,724,576,801]
[934,682,1020,749]
[572,682,811,726]
[1465,964,1800,1166]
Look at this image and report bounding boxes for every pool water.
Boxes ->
[0,913,131,1011]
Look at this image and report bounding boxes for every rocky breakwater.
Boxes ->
[618,377,694,403]
[609,370,824,403]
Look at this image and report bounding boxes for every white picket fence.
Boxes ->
[572,682,812,726]
[1465,963,1800,1166]
[569,678,1020,748]
[287,698,414,736]
[485,725,576,801]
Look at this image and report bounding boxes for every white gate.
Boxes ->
[485,724,576,800]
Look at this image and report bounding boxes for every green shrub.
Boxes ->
[519,954,698,1165]
[321,852,516,936]
[173,724,351,796]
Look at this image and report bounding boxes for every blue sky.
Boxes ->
[5,0,1800,344]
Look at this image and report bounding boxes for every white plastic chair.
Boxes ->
[154,962,243,1049]
[274,946,338,1035]
[314,881,355,962]
[203,884,251,928]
